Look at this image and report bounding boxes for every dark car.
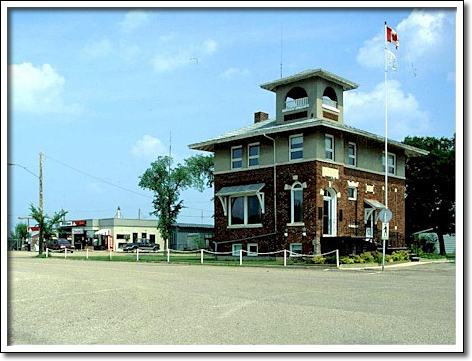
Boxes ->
[48,239,74,252]
[122,242,160,252]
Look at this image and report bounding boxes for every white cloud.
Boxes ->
[119,10,151,33]
[131,135,167,158]
[82,38,112,59]
[357,9,450,69]
[220,67,250,79]
[203,39,217,54]
[344,80,431,140]
[151,39,218,73]
[9,62,81,114]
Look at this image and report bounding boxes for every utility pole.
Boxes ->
[39,151,43,215]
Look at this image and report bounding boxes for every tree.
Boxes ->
[403,135,455,255]
[29,204,68,254]
[138,154,214,251]
[10,223,29,241]
[139,155,213,249]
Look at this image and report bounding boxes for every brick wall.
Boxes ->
[214,160,406,254]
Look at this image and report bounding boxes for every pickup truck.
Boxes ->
[122,243,160,252]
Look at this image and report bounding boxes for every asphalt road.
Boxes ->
[6,252,456,348]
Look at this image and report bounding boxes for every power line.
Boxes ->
[44,154,152,200]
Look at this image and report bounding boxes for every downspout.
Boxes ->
[263,133,277,234]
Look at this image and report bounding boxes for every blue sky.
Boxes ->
[5,5,460,232]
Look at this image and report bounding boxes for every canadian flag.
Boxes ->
[386,26,399,49]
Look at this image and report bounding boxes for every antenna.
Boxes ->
[280,25,283,78]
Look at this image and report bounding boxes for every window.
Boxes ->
[290,243,302,256]
[133,233,138,242]
[348,142,357,166]
[149,234,156,244]
[229,195,262,226]
[348,187,357,200]
[232,244,242,257]
[141,233,147,239]
[248,143,260,167]
[290,134,303,160]
[231,146,243,169]
[291,183,303,223]
[382,152,396,175]
[247,243,258,256]
[325,135,334,160]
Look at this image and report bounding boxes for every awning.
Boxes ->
[95,229,110,236]
[216,183,265,216]
[216,183,265,197]
[364,199,386,209]
[364,199,386,224]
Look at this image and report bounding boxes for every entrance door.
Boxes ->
[323,189,337,236]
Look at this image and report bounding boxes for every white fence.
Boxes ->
[45,248,339,268]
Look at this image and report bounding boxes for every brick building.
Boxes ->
[189,69,427,256]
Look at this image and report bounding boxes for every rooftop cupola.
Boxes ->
[259,68,358,125]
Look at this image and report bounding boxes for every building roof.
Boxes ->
[259,68,359,92]
[188,117,429,157]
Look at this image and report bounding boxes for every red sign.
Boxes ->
[72,220,86,226]
[28,226,39,232]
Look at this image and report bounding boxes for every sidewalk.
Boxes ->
[338,259,453,271]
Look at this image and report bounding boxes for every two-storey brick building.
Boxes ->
[189,69,428,256]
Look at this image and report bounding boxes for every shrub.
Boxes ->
[391,250,410,262]
[360,252,375,263]
[385,254,393,263]
[353,255,363,263]
[340,257,355,264]
[325,255,337,264]
[312,255,326,264]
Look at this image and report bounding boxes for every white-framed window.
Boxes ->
[231,146,243,169]
[290,134,303,161]
[291,182,304,223]
[382,152,396,175]
[248,143,260,167]
[247,243,258,256]
[290,243,302,256]
[325,134,334,160]
[232,244,242,257]
[229,195,262,226]
[348,187,357,200]
[348,142,357,167]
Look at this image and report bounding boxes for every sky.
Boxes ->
[4,3,461,234]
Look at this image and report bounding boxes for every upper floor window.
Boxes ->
[248,143,260,167]
[290,135,303,160]
[231,146,243,169]
[325,134,334,160]
[291,182,304,223]
[348,187,357,200]
[348,142,357,166]
[382,152,396,175]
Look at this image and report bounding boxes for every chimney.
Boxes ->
[254,111,269,124]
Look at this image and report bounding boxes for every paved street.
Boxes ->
[6,252,456,348]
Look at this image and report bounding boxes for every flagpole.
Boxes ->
[382,22,388,271]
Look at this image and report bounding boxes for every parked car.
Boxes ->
[47,239,74,252]
[122,242,160,252]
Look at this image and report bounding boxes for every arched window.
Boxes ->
[323,188,337,236]
[291,182,303,223]
[322,87,338,108]
[285,87,308,110]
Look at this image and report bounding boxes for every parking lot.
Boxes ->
[6,251,457,350]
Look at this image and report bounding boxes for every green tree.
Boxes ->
[403,135,455,255]
[29,204,68,254]
[10,222,29,241]
[138,154,213,250]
